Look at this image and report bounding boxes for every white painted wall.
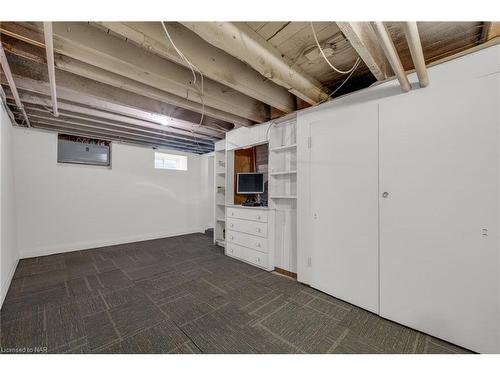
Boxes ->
[0,100,18,308]
[297,44,500,353]
[13,128,208,258]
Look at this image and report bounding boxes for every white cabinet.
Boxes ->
[308,103,380,314]
[297,47,500,352]
[225,205,275,271]
[378,76,500,354]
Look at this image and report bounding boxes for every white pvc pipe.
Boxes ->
[373,22,411,92]
[0,44,31,127]
[403,22,429,88]
[43,21,59,116]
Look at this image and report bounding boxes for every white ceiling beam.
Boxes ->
[336,22,392,81]
[21,110,212,151]
[16,100,214,146]
[50,22,269,123]
[54,55,251,128]
[43,22,59,117]
[0,43,31,126]
[26,121,206,153]
[96,22,296,113]
[181,22,329,105]
[0,23,248,128]
[5,90,218,142]
[1,73,221,141]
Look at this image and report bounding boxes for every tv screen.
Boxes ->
[237,173,264,194]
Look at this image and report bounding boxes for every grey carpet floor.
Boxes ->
[0,233,471,354]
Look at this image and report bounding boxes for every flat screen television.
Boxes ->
[237,173,264,194]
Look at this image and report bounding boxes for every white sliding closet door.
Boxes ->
[309,103,379,313]
[379,76,500,353]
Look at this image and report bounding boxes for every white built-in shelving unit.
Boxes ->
[214,140,226,248]
[268,117,298,272]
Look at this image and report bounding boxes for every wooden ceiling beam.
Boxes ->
[336,22,392,81]
[50,22,269,124]
[95,22,296,113]
[181,22,330,105]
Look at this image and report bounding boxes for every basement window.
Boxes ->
[154,152,188,171]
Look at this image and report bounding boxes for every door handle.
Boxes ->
[382,192,389,198]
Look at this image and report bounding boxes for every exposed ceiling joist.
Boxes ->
[16,101,214,146]
[42,21,59,117]
[55,56,249,128]
[336,22,392,81]
[0,22,248,128]
[20,110,212,151]
[26,121,207,154]
[96,22,296,113]
[181,22,330,105]
[0,60,224,140]
[5,90,217,144]
[0,43,31,127]
[50,22,269,123]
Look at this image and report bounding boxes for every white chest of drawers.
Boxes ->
[225,205,275,271]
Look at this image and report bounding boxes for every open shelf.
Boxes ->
[270,144,297,152]
[216,202,225,206]
[270,195,297,199]
[270,170,297,176]
[216,217,226,222]
[215,239,225,247]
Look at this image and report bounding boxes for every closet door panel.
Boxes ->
[379,76,500,353]
[309,103,379,313]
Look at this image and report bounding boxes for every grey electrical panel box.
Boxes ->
[57,138,110,166]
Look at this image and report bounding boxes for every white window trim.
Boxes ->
[154,151,188,171]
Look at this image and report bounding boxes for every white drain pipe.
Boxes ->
[0,44,31,127]
[373,22,411,92]
[43,22,59,116]
[403,22,429,88]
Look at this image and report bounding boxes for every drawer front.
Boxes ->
[245,247,269,269]
[226,242,269,269]
[226,218,268,238]
[227,207,268,223]
[226,242,245,260]
[227,230,268,253]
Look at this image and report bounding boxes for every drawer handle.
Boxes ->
[230,248,233,253]
[256,215,261,220]
[256,228,261,232]
[230,223,234,228]
[231,212,234,216]
[257,257,261,262]
[230,235,234,240]
[256,243,261,247]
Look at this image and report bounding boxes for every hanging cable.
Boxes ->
[160,21,208,151]
[310,22,360,75]
[318,58,362,105]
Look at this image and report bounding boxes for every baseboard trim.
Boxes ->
[0,258,19,309]
[19,228,206,259]
[274,267,297,279]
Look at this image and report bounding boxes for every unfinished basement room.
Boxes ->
[1,1,500,371]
